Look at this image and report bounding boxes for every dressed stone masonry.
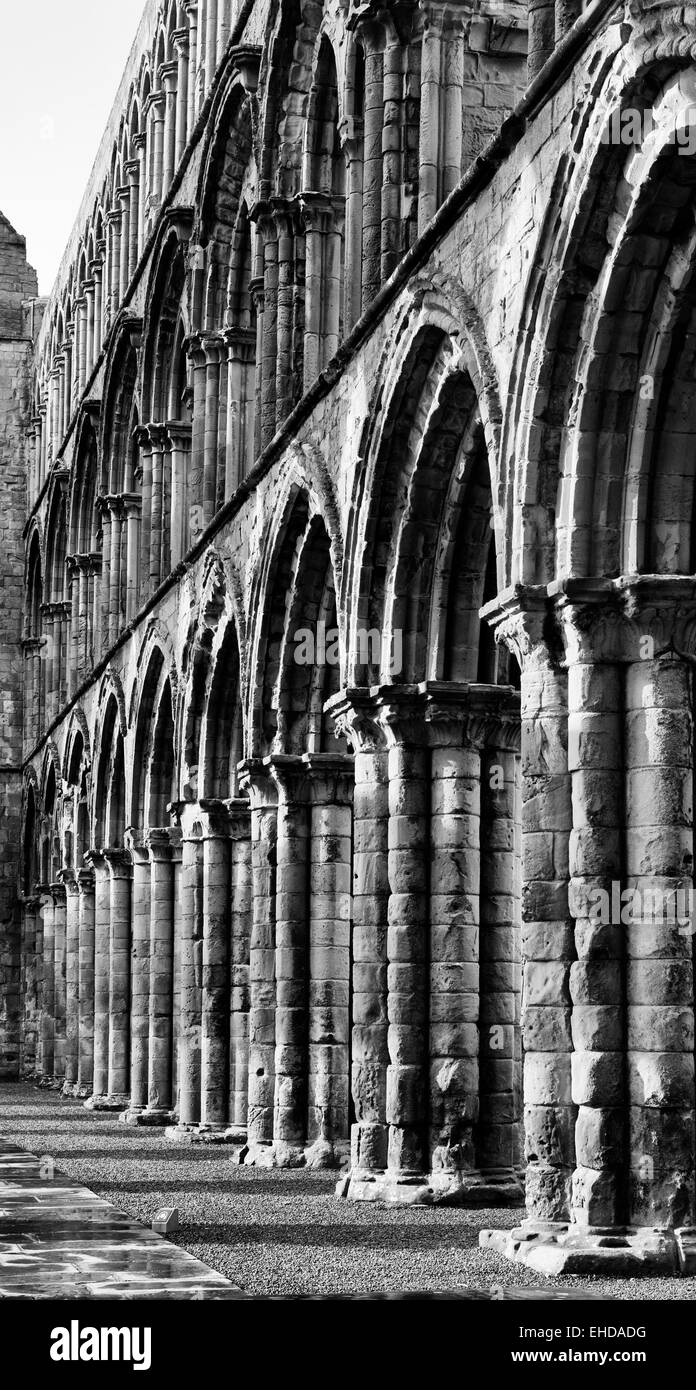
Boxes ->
[4,0,696,1275]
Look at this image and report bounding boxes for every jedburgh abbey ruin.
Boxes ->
[4,0,696,1277]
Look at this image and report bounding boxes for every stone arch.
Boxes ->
[69,408,100,553]
[199,613,245,798]
[141,215,193,421]
[93,692,127,851]
[131,645,177,831]
[349,299,508,686]
[100,317,142,495]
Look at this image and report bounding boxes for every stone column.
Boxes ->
[331,691,389,1197]
[51,880,67,1085]
[148,424,167,591]
[380,27,401,282]
[268,756,310,1165]
[479,593,575,1266]
[305,753,354,1169]
[376,687,429,1195]
[75,296,87,398]
[39,886,55,1081]
[301,195,337,390]
[251,205,279,450]
[121,837,150,1123]
[186,334,207,541]
[105,848,132,1106]
[20,896,41,1076]
[228,800,252,1135]
[60,870,80,1095]
[184,2,199,133]
[478,699,523,1197]
[624,618,695,1230]
[166,421,192,567]
[105,208,122,327]
[147,90,167,220]
[173,29,190,162]
[160,60,179,195]
[133,134,148,260]
[137,428,154,602]
[424,687,483,1201]
[146,828,177,1118]
[223,330,255,497]
[238,760,278,1161]
[273,199,300,428]
[125,159,141,280]
[117,186,131,299]
[202,335,223,525]
[199,801,232,1133]
[123,494,142,621]
[356,20,383,309]
[76,867,95,1097]
[562,600,626,1230]
[205,0,218,89]
[418,4,442,232]
[528,0,555,78]
[167,807,203,1136]
[340,122,364,334]
[84,852,112,1107]
[94,240,106,353]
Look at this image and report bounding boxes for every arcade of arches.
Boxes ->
[4,0,696,1275]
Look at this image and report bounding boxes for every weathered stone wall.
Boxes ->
[0,215,40,1077]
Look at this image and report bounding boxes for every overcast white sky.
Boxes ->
[1,1,147,294]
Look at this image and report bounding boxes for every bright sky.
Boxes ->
[1,1,147,295]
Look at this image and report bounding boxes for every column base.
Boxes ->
[480,1221,684,1275]
[304,1139,350,1172]
[84,1093,130,1112]
[72,1083,93,1100]
[119,1107,173,1127]
[337,1167,524,1206]
[61,1080,80,1098]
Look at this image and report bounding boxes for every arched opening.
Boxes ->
[303,36,346,385]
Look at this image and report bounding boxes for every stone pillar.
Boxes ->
[624,644,695,1229]
[75,296,87,398]
[305,754,354,1168]
[148,424,167,591]
[562,601,626,1229]
[60,870,80,1094]
[105,848,132,1105]
[117,186,131,299]
[340,123,364,334]
[123,494,142,621]
[51,880,67,1085]
[356,21,383,310]
[238,760,278,1160]
[84,852,111,1106]
[39,886,55,1081]
[205,0,218,89]
[184,1,199,132]
[272,199,299,426]
[125,159,141,280]
[146,829,177,1118]
[202,335,223,524]
[160,60,179,196]
[186,334,207,542]
[376,688,429,1194]
[148,90,167,219]
[167,808,203,1135]
[301,195,340,390]
[479,593,575,1266]
[223,330,255,498]
[331,691,389,1196]
[478,704,523,1196]
[137,428,154,601]
[173,29,190,162]
[199,802,232,1132]
[20,896,41,1076]
[121,837,150,1122]
[252,205,279,450]
[133,135,148,260]
[268,756,311,1164]
[528,0,555,79]
[228,800,252,1135]
[381,26,401,282]
[105,208,122,327]
[76,867,95,1097]
[166,421,192,567]
[94,241,106,354]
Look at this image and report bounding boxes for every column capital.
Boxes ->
[49,879,68,903]
[105,207,123,228]
[148,825,181,857]
[159,58,179,90]
[124,158,140,182]
[422,679,520,751]
[553,574,696,666]
[237,758,279,809]
[172,27,190,57]
[481,584,557,672]
[221,326,256,361]
[325,687,387,753]
[373,684,427,746]
[267,753,309,802]
[83,848,106,872]
[164,419,192,448]
[303,752,355,804]
[76,867,95,893]
[132,131,147,154]
[103,847,133,877]
[222,796,252,839]
[144,88,166,118]
[57,867,79,894]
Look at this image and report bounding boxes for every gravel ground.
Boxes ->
[1,1081,695,1299]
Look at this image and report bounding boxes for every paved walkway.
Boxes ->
[0,1138,244,1299]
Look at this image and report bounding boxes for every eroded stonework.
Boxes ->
[3,0,696,1274]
